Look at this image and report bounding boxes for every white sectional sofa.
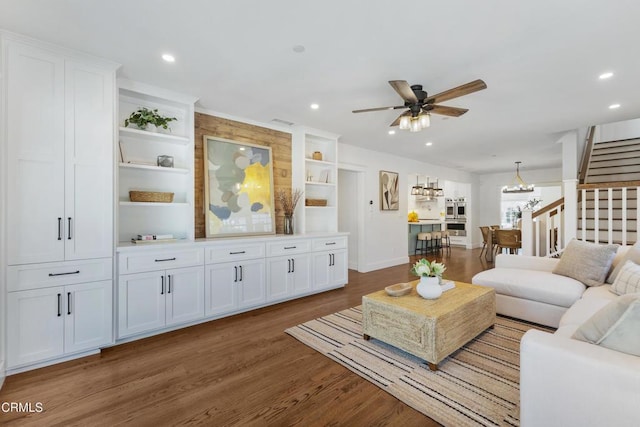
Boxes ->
[472,248,640,427]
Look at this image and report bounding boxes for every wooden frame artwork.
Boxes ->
[203,135,275,237]
[379,170,399,211]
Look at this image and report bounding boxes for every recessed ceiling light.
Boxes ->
[599,72,614,80]
[293,45,305,53]
[388,130,396,135]
[425,142,433,146]
[161,54,175,63]
[310,103,319,110]
[609,103,621,109]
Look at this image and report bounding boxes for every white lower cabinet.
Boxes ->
[266,254,312,301]
[205,259,266,316]
[7,280,112,368]
[312,249,348,291]
[118,266,204,338]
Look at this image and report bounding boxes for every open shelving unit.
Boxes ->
[116,79,198,244]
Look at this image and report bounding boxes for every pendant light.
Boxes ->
[411,175,423,195]
[433,178,444,197]
[422,177,434,199]
[502,161,535,193]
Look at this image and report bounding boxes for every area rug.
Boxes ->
[285,306,554,427]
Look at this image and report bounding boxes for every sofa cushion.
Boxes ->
[611,260,640,295]
[606,243,639,283]
[472,268,585,308]
[572,293,640,356]
[552,239,618,287]
[557,285,618,335]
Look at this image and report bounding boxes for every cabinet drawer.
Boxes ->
[119,248,204,274]
[312,236,347,252]
[7,258,113,292]
[266,239,311,257]
[206,242,265,264]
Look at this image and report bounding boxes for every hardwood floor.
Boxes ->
[0,247,493,426]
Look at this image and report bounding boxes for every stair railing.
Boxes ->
[521,197,565,257]
[578,125,596,185]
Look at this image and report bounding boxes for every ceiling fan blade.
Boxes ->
[425,79,487,104]
[389,80,418,103]
[352,105,405,113]
[390,111,411,127]
[429,105,469,117]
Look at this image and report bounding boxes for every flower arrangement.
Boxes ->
[408,211,418,222]
[514,198,542,219]
[276,188,303,216]
[411,258,446,278]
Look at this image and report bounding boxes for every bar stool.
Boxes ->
[415,232,432,255]
[441,230,451,255]
[431,231,442,253]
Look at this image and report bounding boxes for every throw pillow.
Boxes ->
[552,239,618,287]
[572,293,640,357]
[611,260,640,295]
[607,242,640,284]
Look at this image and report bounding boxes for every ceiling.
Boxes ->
[2,0,640,174]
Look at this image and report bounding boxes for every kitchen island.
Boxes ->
[408,220,444,255]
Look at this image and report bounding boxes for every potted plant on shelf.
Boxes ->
[276,188,303,235]
[411,258,446,299]
[124,107,177,132]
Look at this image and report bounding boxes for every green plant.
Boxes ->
[124,107,177,131]
[411,258,446,277]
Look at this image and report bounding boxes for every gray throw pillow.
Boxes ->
[611,260,640,295]
[572,293,640,357]
[552,239,618,287]
[607,242,640,284]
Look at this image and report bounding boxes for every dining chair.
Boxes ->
[494,229,521,255]
[479,226,490,258]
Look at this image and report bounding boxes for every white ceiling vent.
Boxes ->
[271,118,294,126]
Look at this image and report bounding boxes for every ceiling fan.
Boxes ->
[352,79,487,131]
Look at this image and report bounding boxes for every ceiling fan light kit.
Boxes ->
[502,161,535,193]
[352,79,486,132]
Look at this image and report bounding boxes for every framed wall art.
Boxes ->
[203,135,275,237]
[379,170,399,211]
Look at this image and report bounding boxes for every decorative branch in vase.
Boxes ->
[276,188,303,235]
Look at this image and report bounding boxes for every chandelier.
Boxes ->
[411,176,444,198]
[502,161,534,193]
[399,112,431,132]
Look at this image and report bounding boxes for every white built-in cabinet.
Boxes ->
[116,234,348,341]
[117,80,197,243]
[1,34,118,372]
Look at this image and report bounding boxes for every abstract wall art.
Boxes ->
[379,170,399,211]
[204,136,275,237]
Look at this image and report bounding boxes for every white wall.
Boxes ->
[338,143,474,272]
[338,169,359,270]
[474,167,562,246]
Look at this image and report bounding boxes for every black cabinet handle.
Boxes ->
[48,270,80,277]
[325,242,336,246]
[57,293,62,317]
[284,246,296,250]
[57,218,62,240]
[239,265,243,281]
[287,259,291,273]
[234,266,238,282]
[161,276,165,295]
[292,258,295,273]
[155,257,176,262]
[230,250,246,255]
[168,275,172,294]
[67,217,72,240]
[67,292,71,315]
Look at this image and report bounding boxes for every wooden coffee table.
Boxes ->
[362,280,496,370]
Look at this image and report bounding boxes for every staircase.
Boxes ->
[577,184,638,245]
[584,138,640,183]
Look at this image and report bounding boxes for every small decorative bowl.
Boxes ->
[385,282,412,297]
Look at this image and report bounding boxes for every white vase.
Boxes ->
[416,276,442,299]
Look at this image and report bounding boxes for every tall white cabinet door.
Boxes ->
[205,263,237,316]
[7,288,65,367]
[64,61,114,260]
[166,267,204,326]
[266,257,291,302]
[6,41,65,265]
[330,250,348,287]
[312,252,331,291]
[237,260,266,309]
[64,280,113,353]
[290,254,312,296]
[118,271,165,338]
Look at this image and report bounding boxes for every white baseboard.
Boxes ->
[361,256,409,273]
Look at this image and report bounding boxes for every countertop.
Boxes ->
[407,220,444,225]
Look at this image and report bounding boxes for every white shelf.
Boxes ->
[120,201,190,207]
[305,181,335,187]
[305,158,335,166]
[119,127,190,144]
[305,205,335,209]
[119,163,189,174]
